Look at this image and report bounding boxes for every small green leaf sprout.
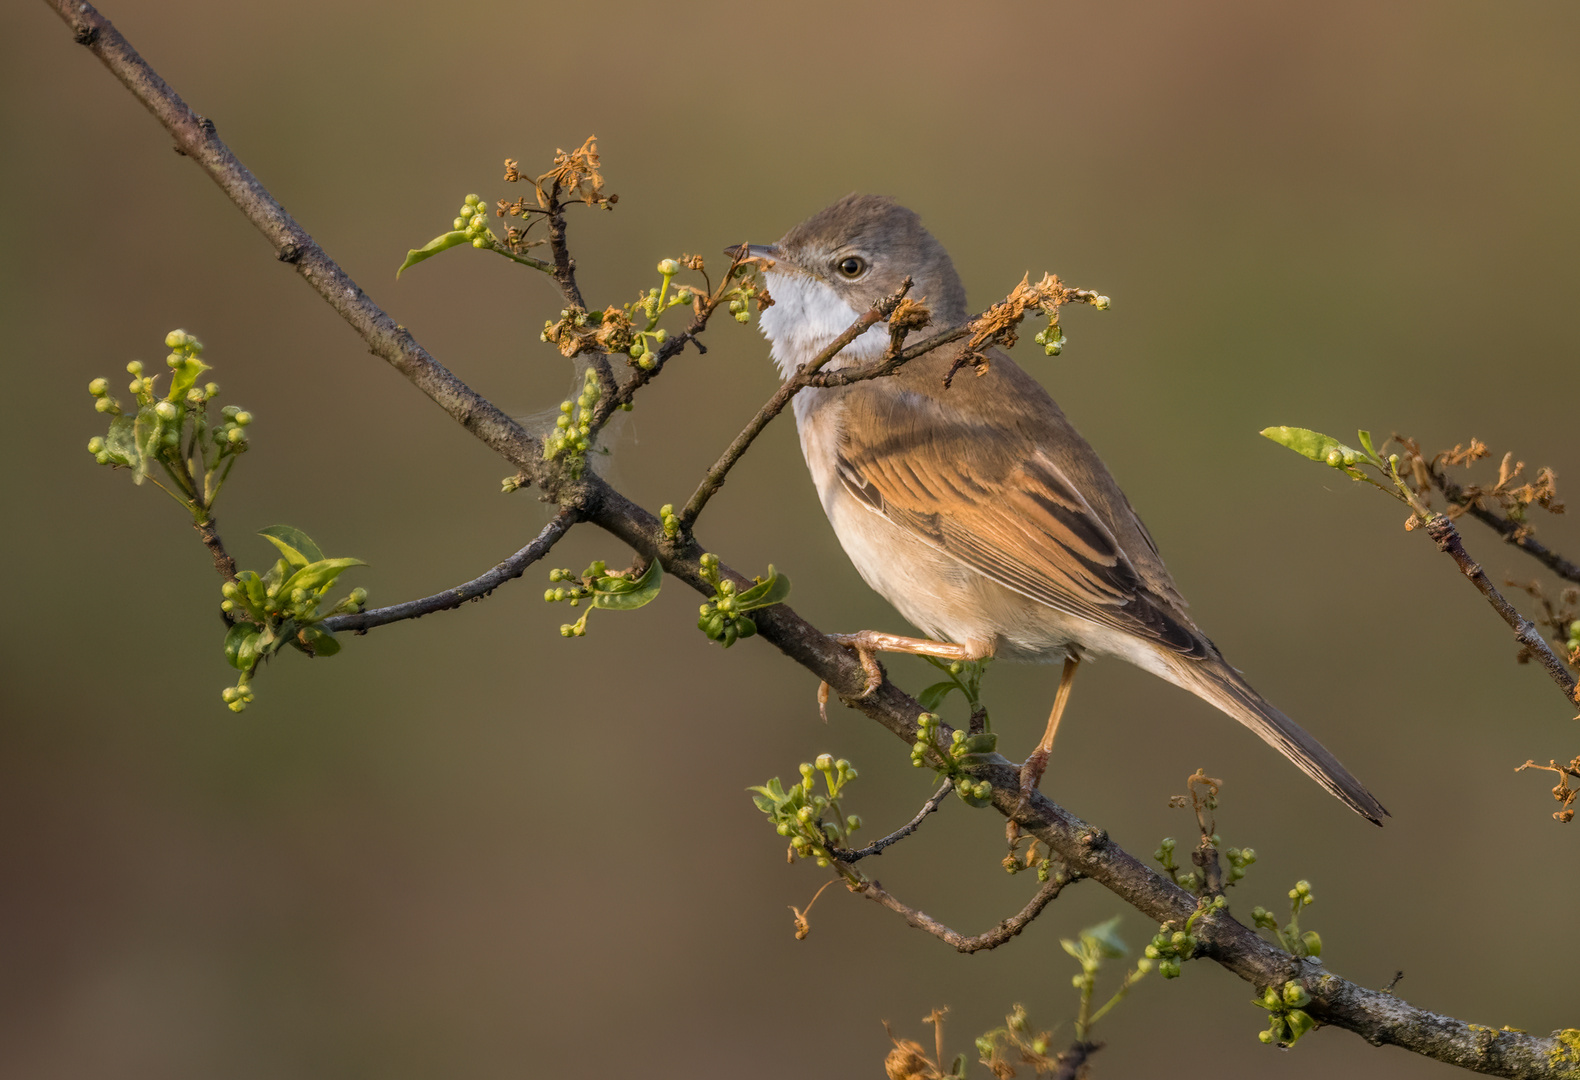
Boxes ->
[1143,893,1227,980]
[1261,426,1435,524]
[695,552,789,648]
[1062,916,1152,1041]
[749,753,862,868]
[1250,878,1323,960]
[1253,980,1317,1048]
[220,525,367,712]
[542,557,663,637]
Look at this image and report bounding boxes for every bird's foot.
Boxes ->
[818,633,887,721]
[1013,747,1050,819]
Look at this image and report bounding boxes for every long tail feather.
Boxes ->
[1169,658,1388,825]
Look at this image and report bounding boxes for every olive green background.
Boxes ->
[3,2,1578,1077]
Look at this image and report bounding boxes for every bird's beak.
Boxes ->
[724,242,785,269]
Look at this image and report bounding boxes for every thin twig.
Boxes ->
[851,871,1076,954]
[51,8,1580,1072]
[830,779,953,862]
[1430,466,1580,584]
[544,187,585,310]
[1423,514,1580,703]
[323,510,577,634]
[802,323,973,388]
[677,280,912,529]
[194,516,237,580]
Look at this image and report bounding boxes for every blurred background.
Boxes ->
[3,1,1578,1076]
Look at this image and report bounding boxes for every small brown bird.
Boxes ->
[742,194,1386,823]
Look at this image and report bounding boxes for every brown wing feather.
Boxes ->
[835,424,1207,658]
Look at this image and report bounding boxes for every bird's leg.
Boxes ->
[818,631,975,721]
[1015,655,1081,817]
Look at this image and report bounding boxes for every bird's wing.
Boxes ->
[833,402,1208,658]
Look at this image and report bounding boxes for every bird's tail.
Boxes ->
[1166,657,1388,825]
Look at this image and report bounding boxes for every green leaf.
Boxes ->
[132,406,161,485]
[397,230,471,277]
[258,525,324,568]
[591,559,663,611]
[224,622,259,669]
[236,570,266,614]
[103,415,138,466]
[295,625,341,657]
[1259,426,1366,474]
[917,681,959,712]
[168,357,211,401]
[261,557,291,596]
[1079,915,1128,959]
[280,557,366,597]
[735,565,791,611]
[233,627,264,672]
[1356,429,1377,460]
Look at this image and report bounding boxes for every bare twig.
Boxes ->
[543,187,585,310]
[830,778,953,862]
[50,7,1580,1072]
[851,870,1075,954]
[1430,465,1580,584]
[801,323,974,388]
[322,510,577,634]
[194,517,237,581]
[1423,515,1580,704]
[677,279,912,530]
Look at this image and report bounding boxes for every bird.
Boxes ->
[736,193,1387,824]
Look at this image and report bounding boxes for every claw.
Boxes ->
[827,632,885,698]
[1014,747,1050,820]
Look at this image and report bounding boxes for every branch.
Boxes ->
[851,870,1076,954]
[1430,465,1580,584]
[52,8,1580,1073]
[194,517,237,581]
[677,279,912,529]
[802,323,973,388]
[831,778,953,862]
[322,510,577,634]
[544,188,585,310]
[46,0,545,481]
[1423,514,1580,705]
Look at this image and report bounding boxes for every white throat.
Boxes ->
[757,270,890,380]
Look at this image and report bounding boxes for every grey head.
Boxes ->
[740,194,968,376]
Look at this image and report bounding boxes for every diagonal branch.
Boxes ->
[1424,514,1580,705]
[831,778,952,862]
[46,0,545,479]
[48,6,1580,1074]
[1430,465,1580,584]
[323,510,577,634]
[851,869,1076,954]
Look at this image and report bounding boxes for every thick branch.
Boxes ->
[52,8,1580,1072]
[852,871,1075,954]
[323,510,577,634]
[831,778,952,862]
[1424,514,1579,704]
[1430,466,1580,584]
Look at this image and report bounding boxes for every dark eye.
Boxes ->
[836,256,867,279]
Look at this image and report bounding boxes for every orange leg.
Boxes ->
[818,631,979,721]
[1015,655,1081,814]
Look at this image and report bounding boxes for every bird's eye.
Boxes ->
[836,256,867,279]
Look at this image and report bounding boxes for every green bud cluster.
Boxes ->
[457,193,498,249]
[541,556,664,639]
[659,503,680,539]
[1253,980,1317,1047]
[542,367,601,477]
[908,712,997,806]
[220,526,366,713]
[750,753,863,867]
[695,552,789,649]
[1250,879,1323,958]
[1225,845,1257,883]
[84,330,250,517]
[1032,322,1067,356]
